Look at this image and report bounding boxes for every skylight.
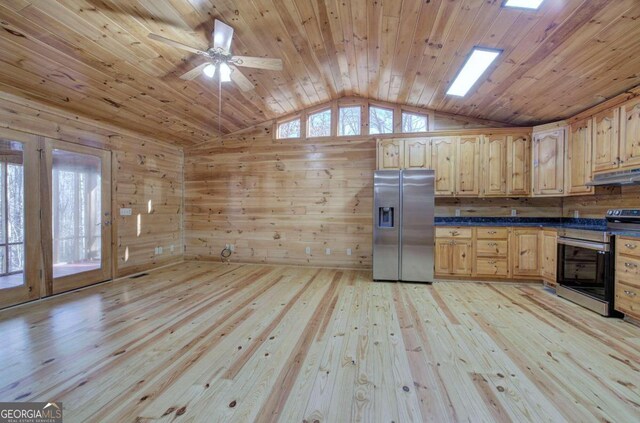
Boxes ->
[446,48,501,97]
[503,0,544,10]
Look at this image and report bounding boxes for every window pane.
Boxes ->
[8,244,23,273]
[277,119,301,139]
[52,149,102,278]
[307,109,331,137]
[369,106,393,134]
[0,163,4,245]
[0,140,25,288]
[402,112,428,133]
[7,164,24,244]
[338,106,361,136]
[0,246,5,274]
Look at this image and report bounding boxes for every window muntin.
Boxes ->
[307,109,331,138]
[369,106,393,135]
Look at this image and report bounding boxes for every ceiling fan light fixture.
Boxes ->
[203,64,216,78]
[219,62,232,82]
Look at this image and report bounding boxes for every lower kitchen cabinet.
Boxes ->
[474,227,510,278]
[435,230,473,277]
[541,230,558,285]
[615,236,640,319]
[510,229,541,278]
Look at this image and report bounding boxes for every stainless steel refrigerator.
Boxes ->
[373,169,435,282]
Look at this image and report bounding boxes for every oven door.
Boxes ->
[556,237,613,316]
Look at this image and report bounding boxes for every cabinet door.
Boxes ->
[511,229,540,277]
[541,231,557,283]
[507,135,531,196]
[592,108,620,174]
[533,129,565,196]
[451,241,473,276]
[404,138,431,169]
[435,239,453,275]
[566,119,594,195]
[620,97,640,170]
[431,137,456,196]
[457,136,481,196]
[377,139,403,170]
[482,135,507,197]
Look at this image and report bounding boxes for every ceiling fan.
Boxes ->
[148,19,283,92]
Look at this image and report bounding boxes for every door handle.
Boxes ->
[625,243,638,250]
[624,262,638,269]
[624,290,637,297]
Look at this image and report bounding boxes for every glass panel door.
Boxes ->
[0,130,40,309]
[45,140,111,294]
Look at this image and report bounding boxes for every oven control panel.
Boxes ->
[607,209,640,218]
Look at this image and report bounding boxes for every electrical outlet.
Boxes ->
[120,207,132,216]
[511,209,517,217]
[170,244,174,253]
[305,247,311,255]
[157,246,163,254]
[225,243,230,250]
[346,248,352,256]
[325,248,331,255]
[455,208,461,217]
[229,244,235,252]
[574,210,580,218]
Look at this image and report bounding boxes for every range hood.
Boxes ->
[587,168,640,186]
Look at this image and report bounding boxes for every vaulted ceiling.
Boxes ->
[1,0,639,146]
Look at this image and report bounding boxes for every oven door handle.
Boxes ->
[557,237,610,252]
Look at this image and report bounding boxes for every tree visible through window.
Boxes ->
[402,112,428,133]
[307,109,331,137]
[0,140,25,285]
[369,106,393,134]
[338,106,361,136]
[277,119,301,139]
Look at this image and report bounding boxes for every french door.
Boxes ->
[43,140,112,294]
[0,129,41,309]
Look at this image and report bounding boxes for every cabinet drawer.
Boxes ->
[616,255,640,284]
[476,227,509,239]
[617,237,640,258]
[435,227,473,238]
[615,282,640,318]
[475,259,509,277]
[476,240,508,257]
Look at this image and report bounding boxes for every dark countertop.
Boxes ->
[434,217,607,232]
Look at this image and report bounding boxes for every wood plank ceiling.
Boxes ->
[0,0,639,146]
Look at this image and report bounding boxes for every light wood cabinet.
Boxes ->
[403,138,431,169]
[510,228,541,277]
[431,137,456,196]
[566,119,594,195]
[456,136,481,196]
[507,134,531,196]
[541,230,557,285]
[474,227,510,278]
[451,240,473,275]
[615,236,640,319]
[377,139,403,170]
[435,227,472,277]
[592,108,620,174]
[482,135,507,196]
[619,97,640,170]
[532,128,565,196]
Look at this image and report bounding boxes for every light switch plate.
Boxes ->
[511,209,517,217]
[120,208,132,216]
[305,247,311,255]
[347,248,352,256]
[455,209,461,217]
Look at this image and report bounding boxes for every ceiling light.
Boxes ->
[219,62,232,82]
[503,0,544,10]
[203,64,215,78]
[446,47,501,97]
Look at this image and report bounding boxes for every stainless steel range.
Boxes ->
[556,227,615,317]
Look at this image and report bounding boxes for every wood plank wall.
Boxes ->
[563,186,640,218]
[437,198,562,218]
[0,92,183,277]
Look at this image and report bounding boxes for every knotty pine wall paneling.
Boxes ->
[0,92,183,277]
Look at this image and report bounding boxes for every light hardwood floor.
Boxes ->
[0,262,639,422]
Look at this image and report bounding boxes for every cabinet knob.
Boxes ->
[624,262,638,269]
[489,261,497,265]
[488,231,497,234]
[624,290,637,297]
[489,243,498,247]
[625,243,637,250]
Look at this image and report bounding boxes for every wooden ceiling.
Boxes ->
[1,0,640,146]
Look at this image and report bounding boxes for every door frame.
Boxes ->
[42,139,112,295]
[0,128,42,309]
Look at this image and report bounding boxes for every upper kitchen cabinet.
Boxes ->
[403,138,431,169]
[566,119,594,195]
[431,137,457,196]
[377,139,403,170]
[456,136,482,196]
[592,107,620,174]
[482,135,507,197]
[507,134,531,196]
[532,127,565,196]
[620,97,640,170]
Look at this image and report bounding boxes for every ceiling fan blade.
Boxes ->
[148,33,207,55]
[232,56,283,71]
[212,19,234,52]
[229,65,254,92]
[179,63,211,80]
